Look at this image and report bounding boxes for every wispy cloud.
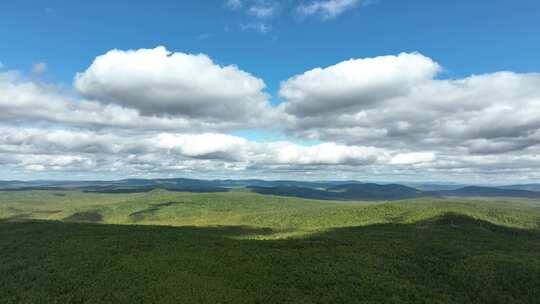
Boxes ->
[240,22,272,34]
[296,0,372,20]
[31,62,47,74]
[225,0,243,10]
[225,0,278,34]
[225,0,375,33]
[247,4,276,18]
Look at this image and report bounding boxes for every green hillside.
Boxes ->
[1,190,540,303]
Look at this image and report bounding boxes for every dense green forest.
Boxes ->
[1,190,539,303]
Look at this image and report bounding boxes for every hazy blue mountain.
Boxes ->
[429,186,540,198]
[2,179,540,200]
[402,183,468,191]
[248,186,335,200]
[249,184,540,201]
[497,184,540,192]
[328,183,426,200]
[249,183,427,201]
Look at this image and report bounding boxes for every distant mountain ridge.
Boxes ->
[1,178,540,200]
[497,184,540,192]
[249,183,426,201]
[427,186,540,199]
[250,184,540,201]
[0,178,355,192]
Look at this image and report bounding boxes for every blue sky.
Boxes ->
[2,0,539,96]
[1,0,540,182]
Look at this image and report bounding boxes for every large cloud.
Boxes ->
[279,53,540,156]
[3,50,540,182]
[279,52,441,117]
[0,66,276,131]
[74,46,272,123]
[0,126,438,179]
[7,125,539,183]
[0,72,204,130]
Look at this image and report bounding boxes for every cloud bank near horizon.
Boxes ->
[2,46,540,183]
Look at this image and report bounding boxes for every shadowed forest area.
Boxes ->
[1,213,539,304]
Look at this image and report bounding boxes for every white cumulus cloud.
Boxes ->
[278,53,540,160]
[3,49,540,183]
[74,46,273,122]
[279,52,441,117]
